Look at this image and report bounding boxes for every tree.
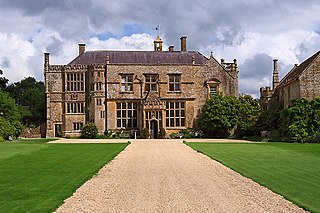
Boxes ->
[6,77,45,126]
[0,70,9,90]
[80,123,98,139]
[0,89,23,139]
[236,94,261,137]
[199,92,239,137]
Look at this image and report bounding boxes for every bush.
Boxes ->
[158,127,166,139]
[142,128,149,139]
[80,123,98,139]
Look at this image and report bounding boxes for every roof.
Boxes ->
[68,51,209,65]
[279,51,320,85]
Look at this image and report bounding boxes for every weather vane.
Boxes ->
[156,25,160,37]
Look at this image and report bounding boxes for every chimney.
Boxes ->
[44,53,50,65]
[78,44,86,55]
[273,59,279,89]
[168,45,174,52]
[180,36,187,52]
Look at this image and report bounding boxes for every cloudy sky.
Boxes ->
[0,0,319,97]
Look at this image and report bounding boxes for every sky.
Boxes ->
[0,0,319,98]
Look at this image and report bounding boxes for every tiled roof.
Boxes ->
[68,51,209,65]
[279,51,320,85]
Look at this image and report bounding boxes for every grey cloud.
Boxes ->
[239,53,273,79]
[2,0,319,50]
[46,36,63,56]
[0,57,11,68]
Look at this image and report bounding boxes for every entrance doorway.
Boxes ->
[55,124,62,137]
[150,120,158,139]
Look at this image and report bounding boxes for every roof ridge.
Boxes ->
[278,50,320,86]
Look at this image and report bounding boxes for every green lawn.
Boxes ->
[186,142,320,213]
[0,141,128,213]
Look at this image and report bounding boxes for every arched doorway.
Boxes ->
[150,120,158,139]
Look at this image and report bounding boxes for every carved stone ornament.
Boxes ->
[71,93,78,100]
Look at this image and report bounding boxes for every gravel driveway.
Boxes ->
[55,141,306,213]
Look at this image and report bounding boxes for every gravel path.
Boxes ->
[55,141,306,213]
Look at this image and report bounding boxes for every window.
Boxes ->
[96,82,102,91]
[116,102,138,129]
[145,74,158,92]
[100,111,105,118]
[66,102,84,114]
[209,86,217,95]
[165,101,185,127]
[121,75,133,92]
[97,71,101,77]
[168,74,181,92]
[96,98,102,106]
[66,73,84,91]
[73,122,83,130]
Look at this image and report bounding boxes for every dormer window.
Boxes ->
[206,78,221,97]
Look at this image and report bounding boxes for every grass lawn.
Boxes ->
[186,142,320,213]
[0,141,128,213]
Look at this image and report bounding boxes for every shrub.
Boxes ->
[158,127,166,139]
[80,123,98,139]
[142,127,149,139]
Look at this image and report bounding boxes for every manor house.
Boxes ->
[260,51,320,110]
[44,36,238,138]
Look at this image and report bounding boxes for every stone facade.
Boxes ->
[260,51,320,110]
[44,36,238,138]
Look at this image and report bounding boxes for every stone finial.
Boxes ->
[192,56,195,65]
[220,58,225,64]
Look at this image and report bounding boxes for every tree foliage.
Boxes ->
[0,89,23,139]
[199,92,239,137]
[6,77,45,126]
[0,70,9,90]
[257,98,320,143]
[286,98,320,142]
[236,94,261,137]
[80,123,98,139]
[199,93,261,138]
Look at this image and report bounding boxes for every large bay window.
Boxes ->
[165,101,185,127]
[66,73,84,91]
[116,102,138,128]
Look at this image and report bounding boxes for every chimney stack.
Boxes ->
[168,45,174,52]
[180,36,187,52]
[78,44,86,55]
[273,59,279,89]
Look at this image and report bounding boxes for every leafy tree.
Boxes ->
[80,123,98,139]
[6,77,45,126]
[199,92,239,137]
[0,89,23,139]
[236,94,261,137]
[0,70,9,90]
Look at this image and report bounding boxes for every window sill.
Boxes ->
[120,91,134,94]
[167,91,181,94]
